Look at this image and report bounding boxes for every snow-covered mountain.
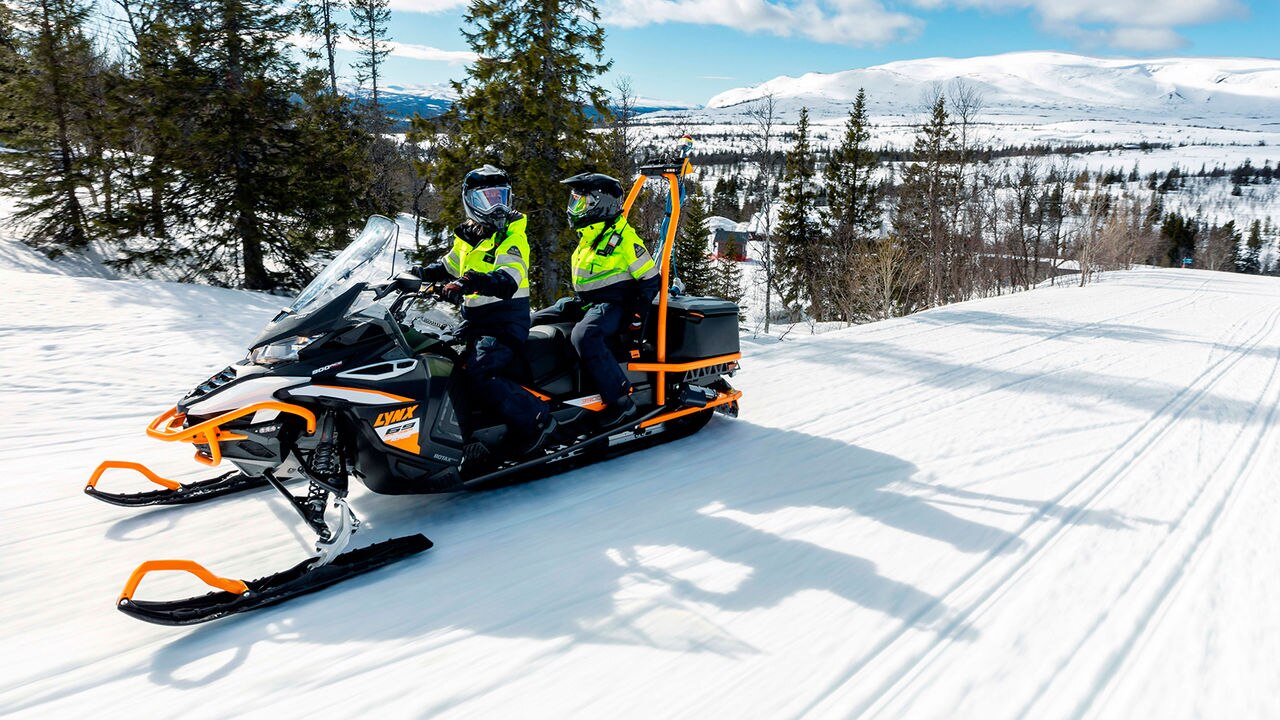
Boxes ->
[701,52,1280,125]
[350,82,695,122]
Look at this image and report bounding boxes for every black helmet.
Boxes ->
[461,164,513,225]
[561,172,624,229]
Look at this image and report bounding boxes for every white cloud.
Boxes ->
[289,33,477,64]
[602,0,921,45]
[912,0,1247,51]
[1094,26,1191,52]
[386,0,468,12]
[378,39,478,64]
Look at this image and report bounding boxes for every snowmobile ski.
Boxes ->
[85,461,270,507]
[116,534,432,625]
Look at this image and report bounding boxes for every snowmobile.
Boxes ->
[87,153,743,625]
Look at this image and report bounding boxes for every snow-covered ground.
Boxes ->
[2,234,1280,717]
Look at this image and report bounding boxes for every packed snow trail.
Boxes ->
[1,248,1278,718]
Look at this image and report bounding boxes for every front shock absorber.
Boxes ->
[304,411,345,535]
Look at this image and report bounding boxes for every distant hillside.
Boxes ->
[350,83,694,123]
[655,52,1280,128]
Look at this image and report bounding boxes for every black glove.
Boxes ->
[454,220,495,245]
[441,281,465,304]
[459,269,493,294]
[412,262,451,282]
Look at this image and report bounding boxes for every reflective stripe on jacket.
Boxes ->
[570,216,657,299]
[442,215,531,309]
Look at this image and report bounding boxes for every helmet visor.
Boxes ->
[567,190,598,220]
[464,186,511,215]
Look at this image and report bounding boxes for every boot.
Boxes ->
[597,395,638,428]
[511,414,558,457]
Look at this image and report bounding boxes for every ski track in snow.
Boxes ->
[2,239,1279,718]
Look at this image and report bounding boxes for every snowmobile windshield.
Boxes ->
[287,216,401,318]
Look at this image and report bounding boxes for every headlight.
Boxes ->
[250,335,323,365]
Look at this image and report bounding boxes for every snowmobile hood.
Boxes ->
[252,283,367,350]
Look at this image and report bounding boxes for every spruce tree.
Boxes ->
[823,88,881,320]
[774,107,823,318]
[894,95,961,308]
[300,0,346,95]
[1243,219,1264,274]
[0,1,22,143]
[347,0,389,110]
[710,237,744,307]
[100,0,195,251]
[710,175,741,218]
[4,0,95,254]
[432,0,613,304]
[674,187,715,296]
[824,89,880,239]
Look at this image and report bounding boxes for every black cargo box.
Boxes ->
[652,296,740,361]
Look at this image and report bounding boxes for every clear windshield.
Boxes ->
[287,216,401,317]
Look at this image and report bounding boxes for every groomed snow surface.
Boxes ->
[2,241,1279,718]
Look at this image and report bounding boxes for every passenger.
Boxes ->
[412,165,555,456]
[531,172,661,427]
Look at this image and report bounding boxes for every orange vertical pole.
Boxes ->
[622,175,647,218]
[655,172,682,406]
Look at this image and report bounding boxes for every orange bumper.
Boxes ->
[146,401,317,466]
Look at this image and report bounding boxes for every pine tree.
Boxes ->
[300,0,346,95]
[100,0,196,250]
[710,238,744,307]
[347,0,389,110]
[823,88,881,320]
[1242,219,1264,273]
[673,187,715,296]
[1161,212,1197,267]
[432,0,613,304]
[894,95,961,309]
[774,106,823,318]
[824,89,880,239]
[4,0,95,254]
[710,175,741,218]
[0,1,22,143]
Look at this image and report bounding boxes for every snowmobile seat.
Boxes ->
[523,323,579,397]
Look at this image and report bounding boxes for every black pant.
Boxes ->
[457,334,548,440]
[531,298,631,405]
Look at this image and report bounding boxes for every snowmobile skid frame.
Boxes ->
[90,140,742,625]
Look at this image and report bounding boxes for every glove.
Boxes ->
[460,269,500,296]
[454,220,495,245]
[411,262,451,282]
[441,281,465,303]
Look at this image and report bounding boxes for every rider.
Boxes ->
[412,165,555,456]
[531,172,661,427]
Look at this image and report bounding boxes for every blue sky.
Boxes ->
[341,0,1278,105]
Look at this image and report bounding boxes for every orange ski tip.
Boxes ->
[119,559,248,603]
[87,461,181,491]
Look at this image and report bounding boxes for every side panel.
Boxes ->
[342,356,466,494]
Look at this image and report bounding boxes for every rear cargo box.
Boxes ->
[655,296,740,361]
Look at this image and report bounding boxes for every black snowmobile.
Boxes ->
[87,155,742,625]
